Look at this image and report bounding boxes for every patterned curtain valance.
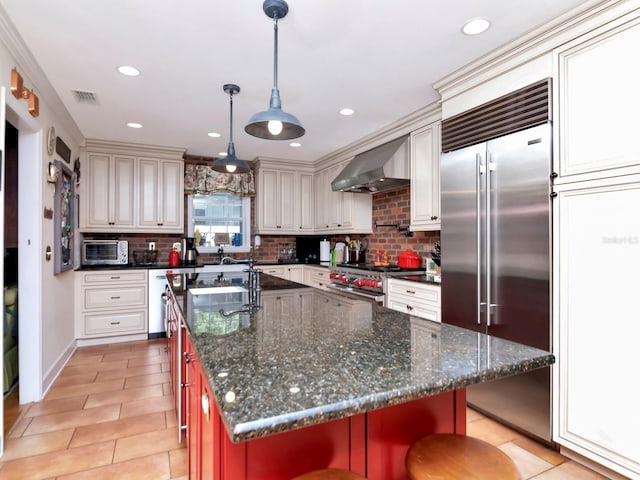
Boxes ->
[184,164,255,197]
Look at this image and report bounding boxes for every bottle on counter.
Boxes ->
[169,248,180,267]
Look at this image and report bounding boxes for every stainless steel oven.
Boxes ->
[328,264,423,302]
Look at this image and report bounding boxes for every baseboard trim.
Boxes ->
[75,333,148,347]
[42,339,77,398]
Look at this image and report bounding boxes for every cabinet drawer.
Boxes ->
[263,267,287,278]
[84,285,147,309]
[82,270,147,284]
[387,299,441,322]
[386,280,440,304]
[310,272,329,290]
[84,310,147,336]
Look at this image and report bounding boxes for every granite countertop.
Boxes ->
[168,272,554,443]
[395,273,442,285]
[76,260,326,271]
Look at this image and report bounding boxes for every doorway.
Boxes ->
[3,120,19,433]
[3,121,19,395]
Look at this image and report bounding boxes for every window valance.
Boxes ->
[184,164,255,197]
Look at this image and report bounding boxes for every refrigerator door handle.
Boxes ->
[476,153,484,325]
[486,158,496,326]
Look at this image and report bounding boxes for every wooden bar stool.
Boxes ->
[293,468,367,479]
[406,434,519,480]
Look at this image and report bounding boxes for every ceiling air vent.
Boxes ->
[71,90,99,105]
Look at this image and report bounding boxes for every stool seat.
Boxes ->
[292,468,366,480]
[406,434,519,480]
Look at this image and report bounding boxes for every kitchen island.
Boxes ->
[166,271,554,480]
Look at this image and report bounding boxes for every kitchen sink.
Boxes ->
[189,285,247,295]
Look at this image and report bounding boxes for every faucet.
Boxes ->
[220,256,242,265]
[220,253,257,266]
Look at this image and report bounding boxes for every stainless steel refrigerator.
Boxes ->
[440,122,552,443]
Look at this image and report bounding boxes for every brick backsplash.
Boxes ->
[84,186,439,265]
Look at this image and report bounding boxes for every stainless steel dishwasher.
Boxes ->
[148,266,196,338]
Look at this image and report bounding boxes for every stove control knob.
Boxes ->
[376,280,382,288]
[329,273,338,280]
[354,279,362,287]
[341,276,348,285]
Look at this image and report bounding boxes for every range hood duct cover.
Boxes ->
[331,135,410,194]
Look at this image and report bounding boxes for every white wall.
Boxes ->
[0,15,83,401]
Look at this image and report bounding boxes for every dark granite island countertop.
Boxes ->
[168,272,554,444]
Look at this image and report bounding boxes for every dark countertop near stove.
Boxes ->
[168,271,554,443]
[76,260,316,271]
[395,273,442,285]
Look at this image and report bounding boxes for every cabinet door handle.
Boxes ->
[110,296,121,300]
[550,172,559,179]
[157,223,163,226]
[430,215,439,220]
[110,321,121,325]
[550,192,558,198]
[201,389,210,423]
[405,290,416,294]
[406,305,414,311]
[110,276,121,280]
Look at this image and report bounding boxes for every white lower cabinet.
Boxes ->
[76,270,148,340]
[261,265,304,283]
[553,176,640,479]
[302,265,330,291]
[385,278,441,322]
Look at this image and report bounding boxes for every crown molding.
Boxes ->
[83,139,186,159]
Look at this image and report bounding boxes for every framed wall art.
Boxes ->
[54,160,75,274]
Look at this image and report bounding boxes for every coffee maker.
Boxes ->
[181,237,199,265]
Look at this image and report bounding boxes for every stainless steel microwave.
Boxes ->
[82,240,128,265]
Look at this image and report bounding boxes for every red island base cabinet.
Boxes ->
[184,334,466,480]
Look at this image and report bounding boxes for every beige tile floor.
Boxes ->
[1,339,610,479]
[0,339,185,480]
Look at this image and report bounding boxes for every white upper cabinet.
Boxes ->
[314,160,372,234]
[80,141,185,233]
[84,153,136,229]
[255,161,315,235]
[138,158,184,232]
[299,173,315,232]
[410,121,441,231]
[555,12,640,182]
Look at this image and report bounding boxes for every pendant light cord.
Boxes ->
[273,16,279,90]
[227,88,236,156]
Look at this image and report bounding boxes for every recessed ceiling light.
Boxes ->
[208,132,221,138]
[462,17,491,35]
[339,108,355,116]
[127,122,142,129]
[117,65,141,77]
[289,142,301,148]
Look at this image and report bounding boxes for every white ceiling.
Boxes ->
[1,0,592,163]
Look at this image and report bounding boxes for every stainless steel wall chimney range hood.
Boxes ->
[331,135,410,194]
